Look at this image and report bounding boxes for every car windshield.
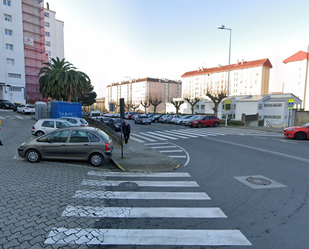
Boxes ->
[37,133,54,142]
[301,123,309,127]
[80,119,88,124]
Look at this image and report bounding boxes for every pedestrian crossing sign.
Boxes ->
[287,99,294,109]
[224,99,232,111]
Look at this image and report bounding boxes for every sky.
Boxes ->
[47,0,309,98]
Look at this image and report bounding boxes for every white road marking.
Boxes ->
[81,180,199,187]
[87,171,191,177]
[147,131,178,140]
[139,132,167,140]
[207,137,309,163]
[62,206,227,218]
[45,228,251,246]
[159,150,183,152]
[130,133,156,142]
[169,155,187,158]
[73,190,211,200]
[151,145,177,149]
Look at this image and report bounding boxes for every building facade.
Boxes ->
[166,93,301,128]
[283,50,309,110]
[181,58,272,99]
[0,1,63,104]
[44,2,64,60]
[106,78,182,113]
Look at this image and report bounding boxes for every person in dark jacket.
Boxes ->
[122,121,131,145]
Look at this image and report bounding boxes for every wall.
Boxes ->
[294,110,309,126]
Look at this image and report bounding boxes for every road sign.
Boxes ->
[224,99,232,111]
[287,99,294,109]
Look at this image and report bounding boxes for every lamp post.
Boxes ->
[218,25,232,126]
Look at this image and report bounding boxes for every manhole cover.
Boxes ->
[118,182,139,190]
[246,177,271,186]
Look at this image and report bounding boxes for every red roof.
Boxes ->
[181,58,273,78]
[283,50,309,64]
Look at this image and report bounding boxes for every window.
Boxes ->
[6,58,14,65]
[45,32,50,37]
[69,131,89,143]
[201,105,205,109]
[44,12,49,17]
[3,0,11,6]
[51,131,70,143]
[42,121,54,128]
[6,43,13,50]
[5,29,12,36]
[45,22,50,27]
[8,73,21,78]
[4,14,12,21]
[46,41,50,46]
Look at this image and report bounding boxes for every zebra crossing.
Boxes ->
[0,114,33,120]
[130,127,272,143]
[44,171,251,247]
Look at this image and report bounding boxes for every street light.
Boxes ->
[218,24,232,126]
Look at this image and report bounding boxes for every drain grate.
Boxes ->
[234,175,287,189]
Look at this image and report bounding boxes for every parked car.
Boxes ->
[13,102,22,112]
[0,99,14,109]
[159,114,171,123]
[17,104,35,114]
[108,118,122,131]
[96,116,111,125]
[60,117,89,126]
[284,123,309,140]
[125,111,138,119]
[90,110,101,117]
[151,114,164,123]
[166,114,182,124]
[18,126,113,166]
[174,115,194,125]
[188,115,220,128]
[31,118,75,136]
[134,115,152,125]
[184,116,198,126]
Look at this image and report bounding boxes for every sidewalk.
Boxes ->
[111,139,180,172]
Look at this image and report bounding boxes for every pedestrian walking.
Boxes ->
[0,119,3,146]
[122,121,131,145]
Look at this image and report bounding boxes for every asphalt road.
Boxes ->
[1,111,308,248]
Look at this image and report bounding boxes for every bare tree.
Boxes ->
[149,94,162,114]
[171,99,184,114]
[130,102,140,111]
[140,98,151,113]
[205,90,227,116]
[125,102,131,112]
[184,97,200,114]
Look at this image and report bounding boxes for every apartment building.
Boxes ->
[0,0,25,104]
[283,50,309,110]
[181,58,272,99]
[0,1,63,104]
[44,2,64,60]
[106,77,182,113]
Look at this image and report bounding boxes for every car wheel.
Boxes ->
[26,149,40,163]
[36,131,44,137]
[89,153,103,166]
[214,122,219,127]
[197,123,203,128]
[294,132,307,140]
[23,111,25,115]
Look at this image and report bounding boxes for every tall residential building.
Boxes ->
[106,77,182,113]
[283,50,309,110]
[181,58,273,99]
[44,2,64,60]
[0,0,64,104]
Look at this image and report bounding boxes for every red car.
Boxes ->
[284,123,309,140]
[188,115,220,128]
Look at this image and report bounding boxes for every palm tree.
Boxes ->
[38,57,91,102]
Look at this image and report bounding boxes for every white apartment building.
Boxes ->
[44,2,64,59]
[0,0,26,103]
[0,1,63,104]
[106,78,182,113]
[166,93,301,127]
[181,58,272,99]
[283,50,309,110]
